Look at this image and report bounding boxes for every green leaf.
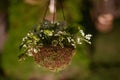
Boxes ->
[66,25,79,34]
[52,40,58,46]
[18,53,28,62]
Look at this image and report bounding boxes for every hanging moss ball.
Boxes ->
[19,20,91,72]
[32,46,75,72]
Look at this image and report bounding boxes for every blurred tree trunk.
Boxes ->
[82,0,120,80]
[91,0,120,33]
[0,0,9,78]
[90,0,120,63]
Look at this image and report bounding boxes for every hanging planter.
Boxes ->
[18,0,92,72]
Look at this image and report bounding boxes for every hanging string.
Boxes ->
[60,0,66,21]
[42,0,65,22]
[52,0,56,23]
[42,0,50,21]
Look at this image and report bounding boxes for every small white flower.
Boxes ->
[71,39,75,42]
[58,31,63,34]
[42,37,44,39]
[28,49,31,52]
[67,37,71,42]
[25,37,28,39]
[45,22,47,24]
[23,44,27,48]
[78,42,82,44]
[22,37,27,41]
[71,44,76,48]
[85,34,92,40]
[52,30,54,32]
[34,48,38,53]
[80,30,85,36]
[88,42,91,44]
[40,30,43,32]
[22,38,25,41]
[51,21,54,24]
[49,33,53,36]
[39,34,42,37]
[27,33,30,36]
[57,22,60,25]
[28,52,33,56]
[77,38,80,43]
[30,33,33,36]
[30,48,34,51]
[84,39,91,44]
[77,38,82,44]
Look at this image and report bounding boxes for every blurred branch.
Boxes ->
[0,0,9,79]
